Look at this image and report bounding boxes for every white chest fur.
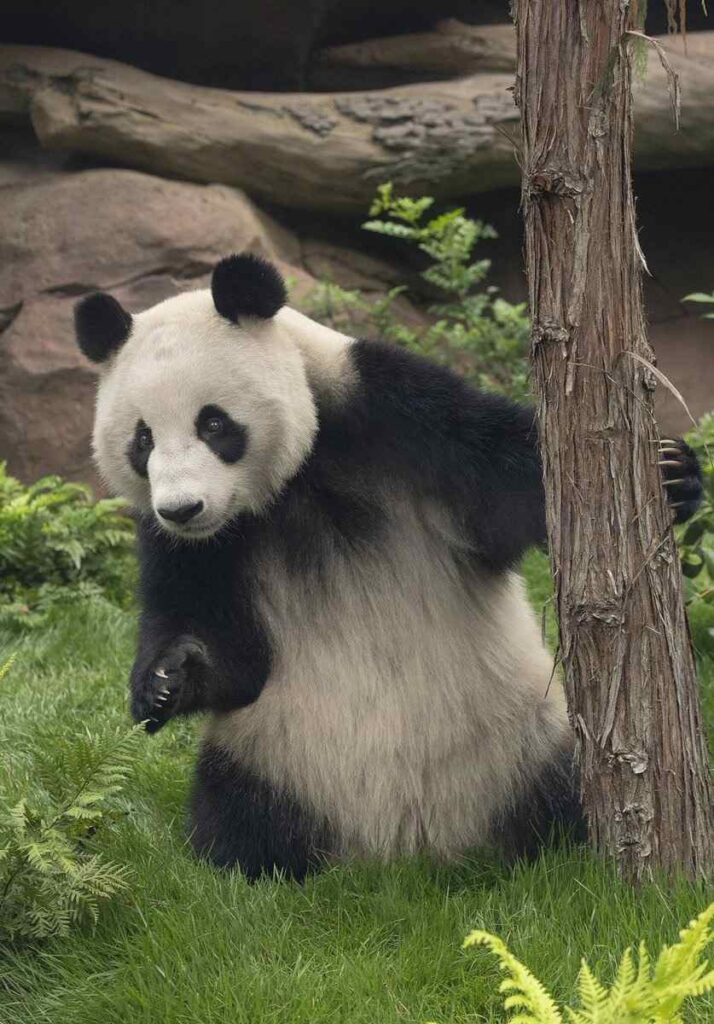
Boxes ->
[206,498,568,859]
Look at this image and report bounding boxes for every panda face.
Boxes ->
[90,287,319,539]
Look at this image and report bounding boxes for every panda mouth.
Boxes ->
[157,516,223,542]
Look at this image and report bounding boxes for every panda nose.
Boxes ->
[157,500,204,525]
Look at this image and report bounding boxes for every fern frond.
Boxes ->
[647,901,714,1021]
[0,654,17,681]
[0,723,139,941]
[657,901,714,981]
[463,929,563,1024]
[459,903,714,1024]
[575,960,610,1018]
[634,940,650,988]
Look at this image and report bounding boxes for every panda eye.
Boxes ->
[196,405,247,463]
[136,426,153,450]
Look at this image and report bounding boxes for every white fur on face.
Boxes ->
[92,291,352,537]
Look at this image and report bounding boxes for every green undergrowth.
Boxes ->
[1,182,713,1021]
[1,553,713,1023]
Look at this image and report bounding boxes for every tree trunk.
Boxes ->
[514,2,714,881]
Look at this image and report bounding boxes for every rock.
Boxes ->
[0,164,430,486]
[299,236,433,338]
[0,124,76,188]
[3,35,714,213]
[301,238,410,290]
[652,316,714,434]
[0,168,312,486]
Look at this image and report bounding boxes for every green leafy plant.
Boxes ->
[459,901,714,1023]
[683,291,714,319]
[0,462,136,627]
[675,414,714,607]
[302,184,531,400]
[0,693,141,941]
[676,291,714,618]
[362,183,530,400]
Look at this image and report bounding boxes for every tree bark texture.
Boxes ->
[2,38,714,213]
[514,3,714,881]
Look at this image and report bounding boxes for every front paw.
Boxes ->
[659,437,703,525]
[130,637,208,733]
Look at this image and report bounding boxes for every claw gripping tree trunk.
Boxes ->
[513,1,714,881]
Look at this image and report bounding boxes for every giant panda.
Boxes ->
[74,254,703,880]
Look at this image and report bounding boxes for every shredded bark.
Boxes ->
[515,1,714,881]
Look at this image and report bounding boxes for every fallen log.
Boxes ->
[311,20,516,89]
[1,36,713,214]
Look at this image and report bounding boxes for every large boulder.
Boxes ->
[0,168,311,486]
[0,161,431,486]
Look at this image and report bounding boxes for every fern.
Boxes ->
[463,930,563,1024]
[0,691,141,941]
[0,653,16,681]
[460,904,714,1024]
[0,462,136,628]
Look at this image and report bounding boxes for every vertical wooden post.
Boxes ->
[514,1,714,880]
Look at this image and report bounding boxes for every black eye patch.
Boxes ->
[127,419,153,477]
[196,405,247,464]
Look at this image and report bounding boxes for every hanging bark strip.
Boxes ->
[513,2,714,881]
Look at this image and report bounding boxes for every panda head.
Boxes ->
[75,254,322,539]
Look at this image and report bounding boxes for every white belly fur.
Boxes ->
[206,499,569,859]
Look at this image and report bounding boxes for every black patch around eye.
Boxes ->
[127,419,153,477]
[196,405,248,464]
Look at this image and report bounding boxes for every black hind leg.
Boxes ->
[189,744,332,881]
[491,744,586,862]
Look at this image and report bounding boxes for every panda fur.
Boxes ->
[75,255,703,880]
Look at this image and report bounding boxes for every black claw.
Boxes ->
[656,436,703,525]
[130,636,207,733]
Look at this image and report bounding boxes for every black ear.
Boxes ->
[211,254,286,323]
[74,292,132,364]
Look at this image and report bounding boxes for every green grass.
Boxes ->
[1,551,713,1024]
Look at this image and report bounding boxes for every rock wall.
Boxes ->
[0,151,426,486]
[1,13,713,486]
[3,0,508,90]
[0,167,302,484]
[4,2,707,90]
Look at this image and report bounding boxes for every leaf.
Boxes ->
[0,654,16,682]
[463,929,563,1023]
[457,903,714,1024]
[576,960,610,1016]
[681,554,705,578]
[0,719,139,941]
[682,520,707,545]
[623,352,698,430]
